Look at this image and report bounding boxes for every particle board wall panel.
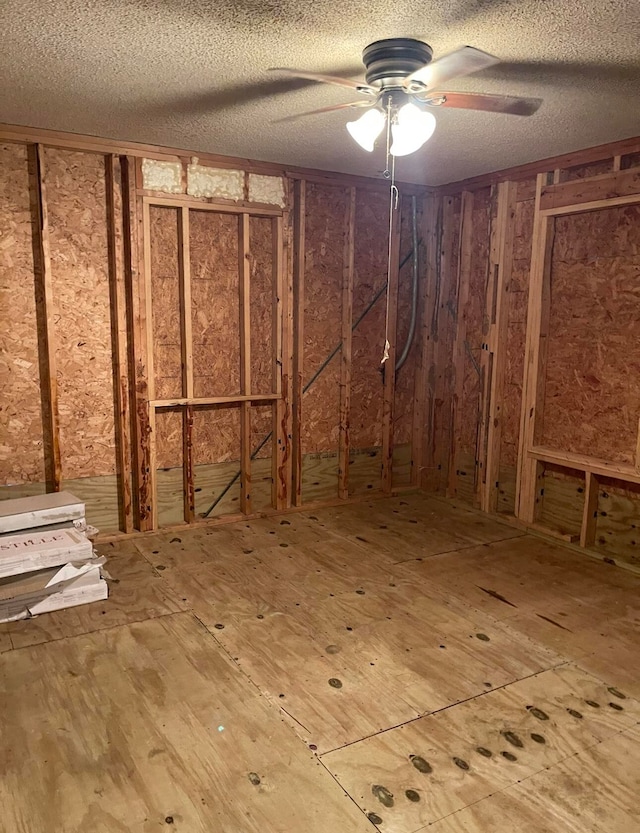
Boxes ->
[448,193,474,498]
[249,216,275,395]
[338,188,355,499]
[193,406,242,518]
[189,210,240,398]
[540,205,640,464]
[149,205,182,400]
[43,148,118,490]
[460,188,492,464]
[154,408,183,527]
[300,183,347,499]
[415,194,439,491]
[563,159,614,181]
[449,189,487,502]
[349,189,387,465]
[425,195,461,494]
[0,143,45,487]
[250,403,274,511]
[393,197,423,487]
[393,200,419,447]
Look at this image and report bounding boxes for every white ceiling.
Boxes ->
[2,0,640,184]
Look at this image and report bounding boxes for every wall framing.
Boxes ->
[434,139,640,573]
[517,168,640,545]
[2,123,428,536]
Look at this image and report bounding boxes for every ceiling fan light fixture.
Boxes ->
[390,103,436,157]
[346,107,386,152]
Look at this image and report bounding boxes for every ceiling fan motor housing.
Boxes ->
[362,38,433,87]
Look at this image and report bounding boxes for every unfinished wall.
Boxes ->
[428,143,640,573]
[190,211,240,398]
[541,205,640,463]
[392,197,424,487]
[300,183,345,501]
[0,146,122,531]
[349,189,387,494]
[1,127,428,534]
[0,144,44,488]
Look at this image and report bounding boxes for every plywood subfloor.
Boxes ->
[1,492,639,832]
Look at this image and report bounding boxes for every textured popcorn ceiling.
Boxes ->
[1,0,639,185]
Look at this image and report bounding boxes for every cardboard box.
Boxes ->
[0,528,93,579]
[0,561,108,623]
[0,492,85,534]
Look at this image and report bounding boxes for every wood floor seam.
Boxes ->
[318,660,571,758]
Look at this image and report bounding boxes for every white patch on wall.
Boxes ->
[187,159,244,200]
[248,174,285,207]
[141,158,184,193]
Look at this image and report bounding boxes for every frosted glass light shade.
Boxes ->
[346,108,386,152]
[390,103,436,157]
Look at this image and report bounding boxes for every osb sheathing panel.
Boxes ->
[149,205,182,400]
[251,404,272,461]
[251,403,273,511]
[500,188,535,472]
[564,160,614,181]
[249,216,274,394]
[301,183,345,456]
[541,204,640,464]
[44,148,117,480]
[393,199,421,452]
[193,407,240,466]
[350,189,386,453]
[459,187,491,456]
[190,210,240,398]
[155,408,182,527]
[155,408,182,470]
[430,196,462,493]
[0,143,44,485]
[595,478,640,571]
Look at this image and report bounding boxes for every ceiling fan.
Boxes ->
[269,39,542,156]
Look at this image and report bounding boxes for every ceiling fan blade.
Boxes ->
[272,100,375,124]
[469,59,640,86]
[404,46,500,92]
[423,91,542,116]
[268,67,375,95]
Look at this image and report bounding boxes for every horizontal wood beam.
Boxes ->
[541,193,640,217]
[529,446,640,486]
[141,194,283,216]
[151,394,279,408]
[539,168,640,212]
